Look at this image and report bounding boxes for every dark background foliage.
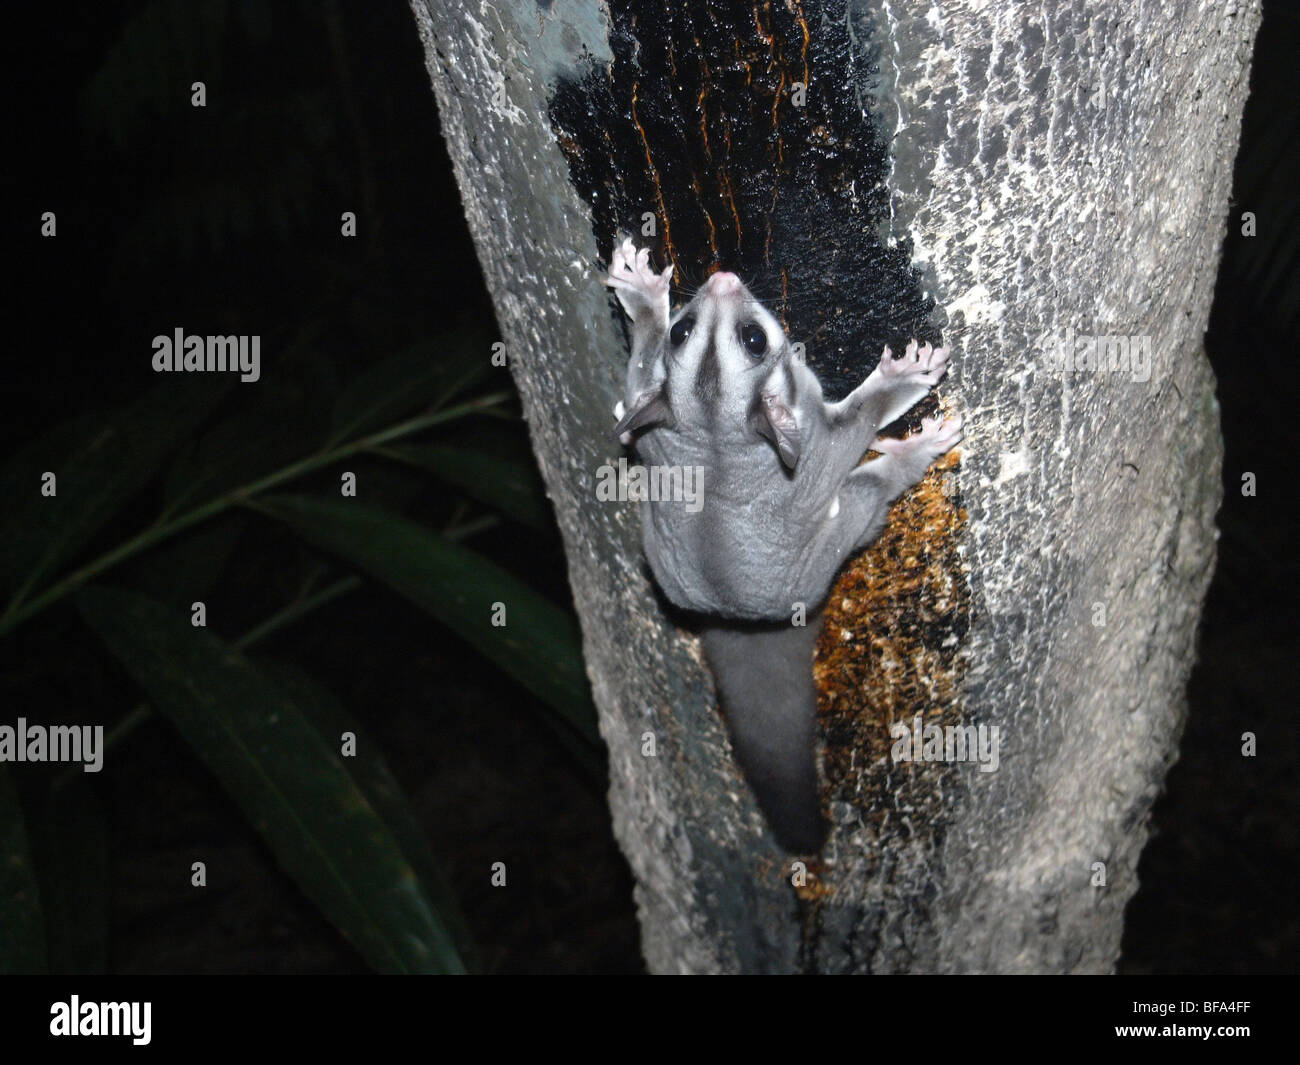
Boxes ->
[2,0,1295,973]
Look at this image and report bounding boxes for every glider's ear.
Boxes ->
[753,391,801,470]
[614,386,672,438]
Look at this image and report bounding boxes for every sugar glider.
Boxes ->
[605,238,961,852]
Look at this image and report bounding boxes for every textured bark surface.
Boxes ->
[409,0,1258,973]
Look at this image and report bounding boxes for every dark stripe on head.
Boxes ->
[694,333,722,412]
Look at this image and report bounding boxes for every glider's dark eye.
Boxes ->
[741,323,768,358]
[670,316,694,346]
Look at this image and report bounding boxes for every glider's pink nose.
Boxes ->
[706,271,740,294]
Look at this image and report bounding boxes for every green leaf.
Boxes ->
[0,765,46,974]
[0,374,233,603]
[255,495,600,752]
[261,661,477,971]
[329,329,492,446]
[381,441,554,532]
[77,586,468,974]
[329,456,427,518]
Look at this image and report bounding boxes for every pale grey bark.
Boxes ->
[408,0,1258,973]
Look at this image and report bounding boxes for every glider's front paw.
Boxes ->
[604,237,672,325]
[872,414,963,460]
[878,339,950,386]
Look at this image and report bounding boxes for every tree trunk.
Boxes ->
[408,0,1258,973]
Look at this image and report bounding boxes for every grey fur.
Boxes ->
[698,617,825,853]
[605,239,962,852]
